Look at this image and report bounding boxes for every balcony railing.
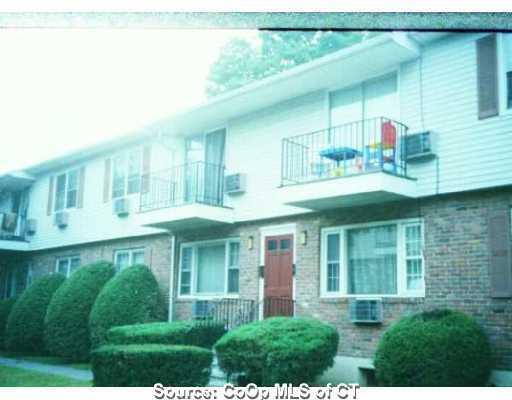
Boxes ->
[194,298,258,331]
[281,117,408,186]
[140,161,225,212]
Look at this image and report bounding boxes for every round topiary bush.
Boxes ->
[91,344,212,387]
[0,298,17,349]
[374,309,492,386]
[5,274,66,354]
[45,261,115,361]
[108,320,226,349]
[215,317,339,385]
[89,264,164,349]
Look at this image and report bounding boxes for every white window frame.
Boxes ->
[113,247,145,271]
[55,255,81,278]
[498,33,512,115]
[178,238,241,299]
[54,168,80,211]
[111,147,143,199]
[320,218,425,298]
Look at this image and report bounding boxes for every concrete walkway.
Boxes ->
[0,356,93,381]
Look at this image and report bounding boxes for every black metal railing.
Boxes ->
[140,161,225,212]
[263,297,295,318]
[281,117,408,186]
[194,298,258,331]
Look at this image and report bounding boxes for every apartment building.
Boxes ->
[1,31,511,384]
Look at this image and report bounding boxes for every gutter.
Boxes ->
[167,233,176,321]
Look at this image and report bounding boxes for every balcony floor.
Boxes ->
[280,171,417,211]
[137,203,234,231]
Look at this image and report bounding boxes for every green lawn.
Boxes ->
[0,365,91,387]
[0,351,90,371]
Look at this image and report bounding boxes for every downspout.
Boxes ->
[167,234,176,322]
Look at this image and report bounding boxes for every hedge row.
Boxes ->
[215,317,339,386]
[5,273,66,354]
[91,344,212,387]
[0,298,17,349]
[108,321,225,349]
[89,264,165,349]
[45,261,115,361]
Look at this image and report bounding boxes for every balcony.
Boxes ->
[280,117,417,210]
[138,161,234,230]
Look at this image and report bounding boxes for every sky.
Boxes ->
[0,28,257,174]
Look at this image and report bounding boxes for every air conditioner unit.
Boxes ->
[225,173,247,195]
[113,198,130,217]
[405,131,435,161]
[54,212,69,228]
[349,299,383,324]
[192,300,214,319]
[26,219,37,235]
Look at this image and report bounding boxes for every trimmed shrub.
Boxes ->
[0,298,17,349]
[374,309,492,386]
[108,321,226,349]
[89,265,164,348]
[45,261,115,361]
[215,317,339,385]
[5,274,66,354]
[91,344,212,387]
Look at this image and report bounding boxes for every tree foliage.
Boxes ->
[206,31,375,97]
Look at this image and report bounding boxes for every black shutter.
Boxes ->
[488,209,512,298]
[476,34,499,120]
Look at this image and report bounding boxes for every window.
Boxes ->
[329,72,398,127]
[348,224,397,295]
[3,269,17,299]
[405,224,424,290]
[112,148,142,199]
[54,169,79,211]
[114,248,145,272]
[227,242,240,294]
[55,256,81,278]
[179,239,240,297]
[321,220,424,297]
[500,33,512,111]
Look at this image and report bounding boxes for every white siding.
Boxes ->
[225,90,327,221]
[401,33,512,196]
[26,140,172,250]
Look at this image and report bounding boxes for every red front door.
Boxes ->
[264,234,294,317]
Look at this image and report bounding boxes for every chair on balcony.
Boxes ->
[364,120,398,173]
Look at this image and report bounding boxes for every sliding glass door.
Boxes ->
[184,129,225,205]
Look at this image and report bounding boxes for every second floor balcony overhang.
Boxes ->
[137,161,234,231]
[279,117,418,210]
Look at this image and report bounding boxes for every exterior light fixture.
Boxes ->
[300,230,307,245]
[248,235,254,250]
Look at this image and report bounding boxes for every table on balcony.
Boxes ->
[319,147,363,176]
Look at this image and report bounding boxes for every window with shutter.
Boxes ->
[488,209,512,298]
[476,34,499,120]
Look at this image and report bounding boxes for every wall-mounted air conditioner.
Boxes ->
[113,198,130,217]
[26,219,37,235]
[225,173,247,195]
[349,299,383,324]
[54,212,69,229]
[405,131,435,161]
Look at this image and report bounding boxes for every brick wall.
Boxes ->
[27,233,173,304]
